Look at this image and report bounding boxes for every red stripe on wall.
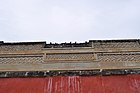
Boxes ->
[0,74,140,93]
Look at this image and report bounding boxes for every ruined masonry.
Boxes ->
[0,39,140,77]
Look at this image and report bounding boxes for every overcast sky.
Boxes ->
[0,0,140,43]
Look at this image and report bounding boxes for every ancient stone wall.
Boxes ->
[0,42,45,51]
[0,39,140,72]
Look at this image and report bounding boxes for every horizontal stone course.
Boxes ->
[0,69,140,77]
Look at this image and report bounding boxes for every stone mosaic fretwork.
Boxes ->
[0,42,45,51]
[93,42,140,50]
[98,53,140,62]
[0,54,43,64]
[0,39,140,71]
[46,53,96,62]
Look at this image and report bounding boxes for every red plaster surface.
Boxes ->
[0,74,140,93]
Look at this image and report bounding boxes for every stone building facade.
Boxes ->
[0,39,140,93]
[0,39,140,77]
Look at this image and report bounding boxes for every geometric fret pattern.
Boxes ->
[98,53,140,62]
[0,55,43,64]
[0,39,140,71]
[0,53,140,64]
[46,53,96,62]
[0,44,44,51]
[93,42,140,49]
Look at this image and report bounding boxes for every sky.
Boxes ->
[0,0,140,43]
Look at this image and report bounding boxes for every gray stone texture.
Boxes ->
[0,39,140,71]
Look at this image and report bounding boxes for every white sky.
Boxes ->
[0,0,140,43]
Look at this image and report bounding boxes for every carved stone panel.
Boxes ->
[45,53,96,62]
[0,54,43,64]
[98,53,140,62]
[93,42,139,49]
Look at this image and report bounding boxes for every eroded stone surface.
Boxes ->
[0,69,140,77]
